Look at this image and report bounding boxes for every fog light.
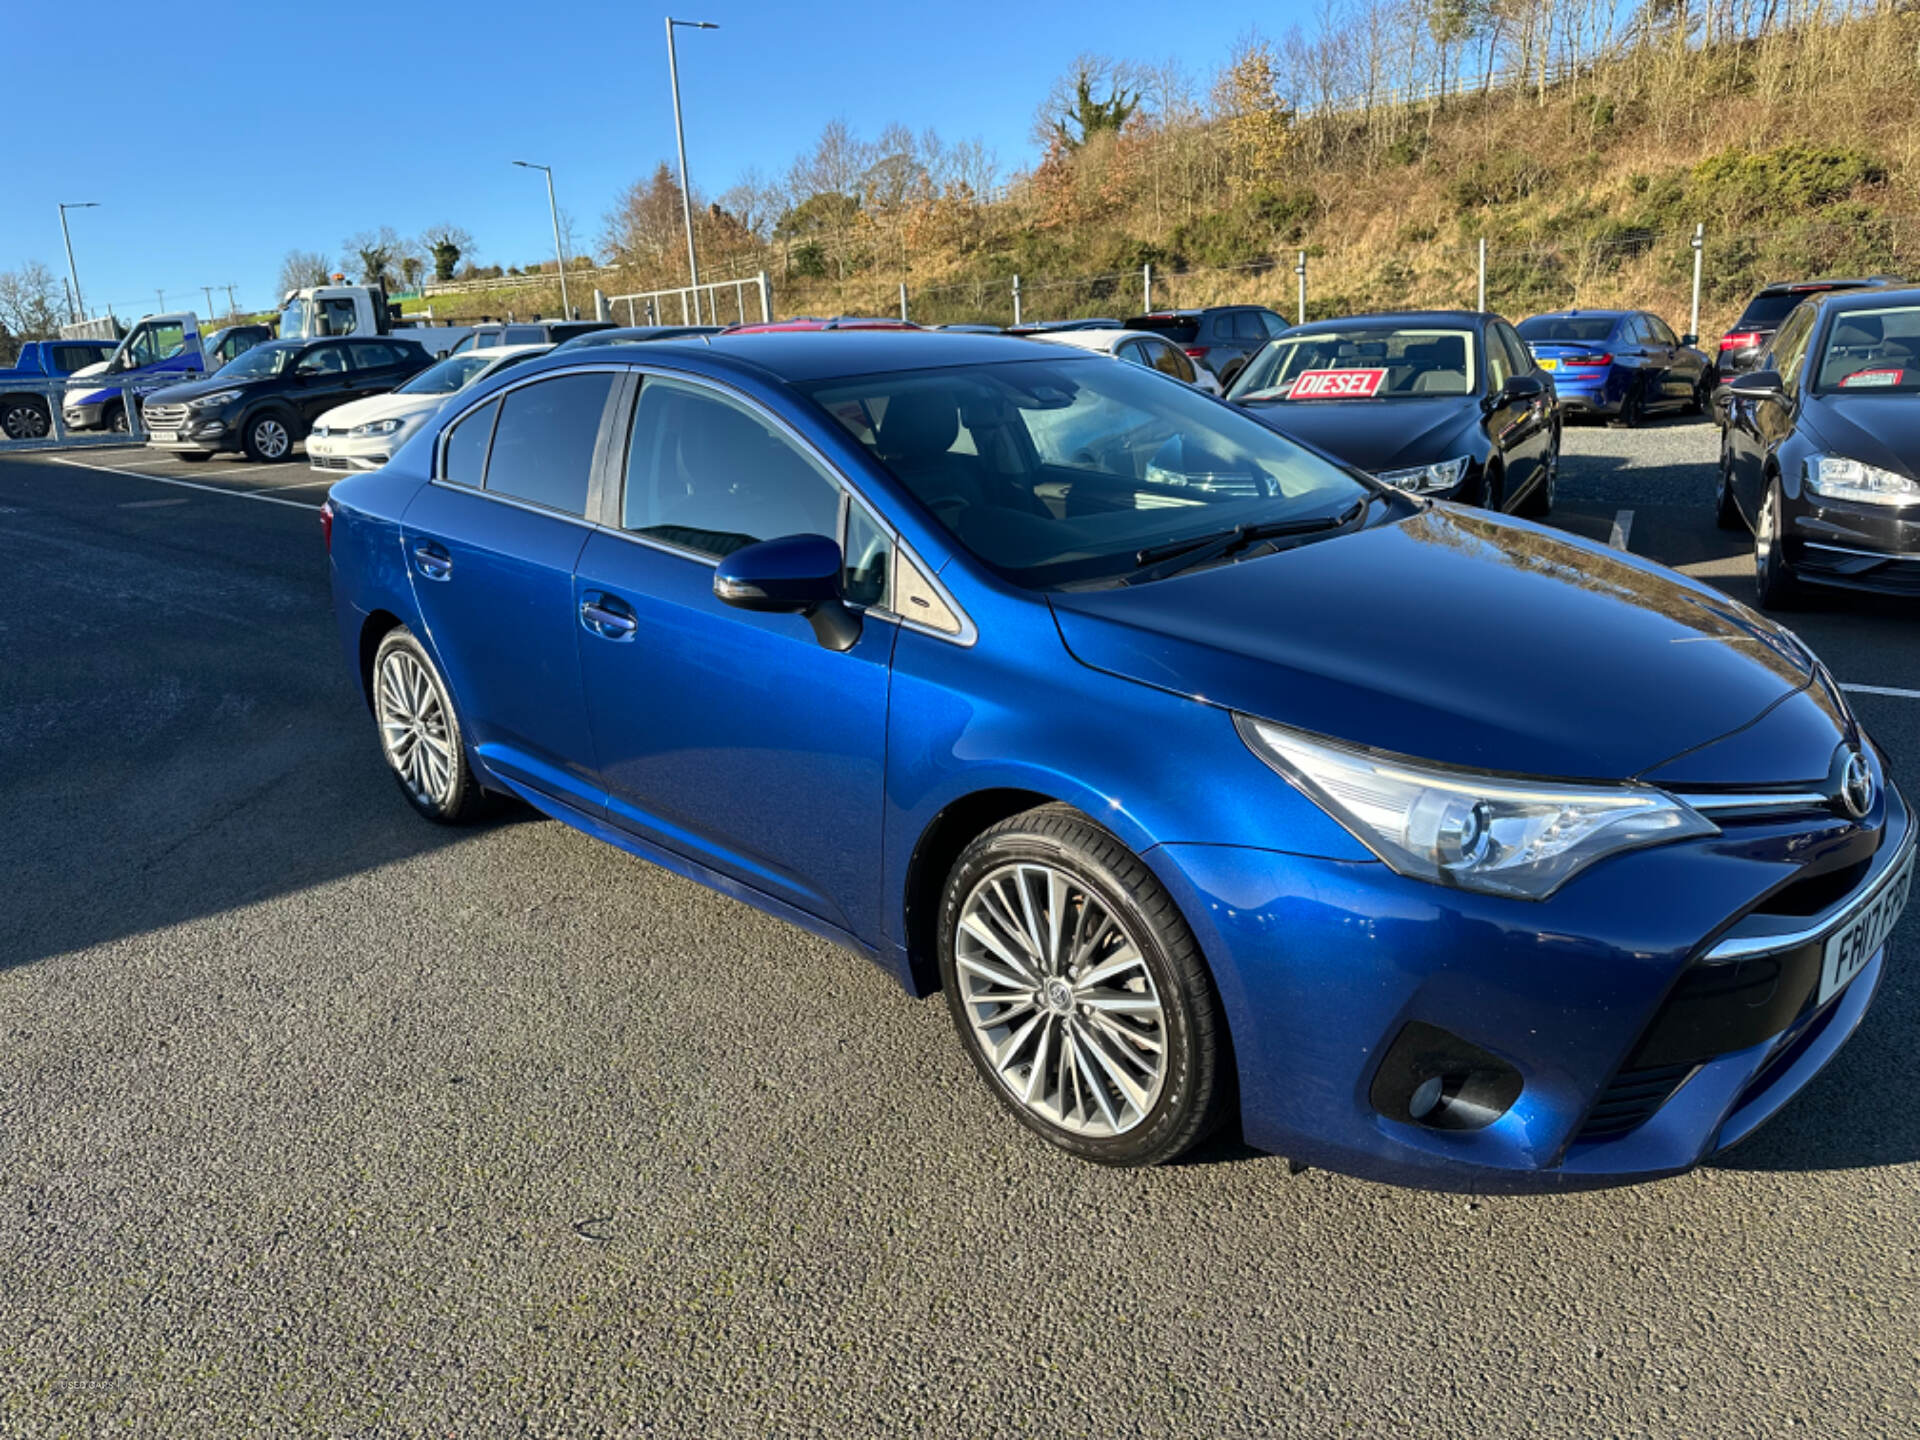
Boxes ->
[1370,1022,1523,1132]
[196,421,226,435]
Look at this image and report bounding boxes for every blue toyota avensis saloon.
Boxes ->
[324,331,1908,1191]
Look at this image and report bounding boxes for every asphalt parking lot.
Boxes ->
[3,425,1918,1437]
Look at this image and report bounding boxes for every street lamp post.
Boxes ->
[666,17,718,324]
[58,202,99,324]
[512,160,571,319]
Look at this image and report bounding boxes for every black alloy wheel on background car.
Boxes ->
[1,398,51,440]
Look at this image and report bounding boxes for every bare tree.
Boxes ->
[276,249,333,297]
[0,261,63,340]
[420,224,476,282]
[1035,54,1144,150]
[341,227,406,289]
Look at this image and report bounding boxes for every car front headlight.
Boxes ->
[1806,454,1920,506]
[190,390,242,409]
[350,417,407,437]
[1236,715,1718,900]
[1373,455,1470,494]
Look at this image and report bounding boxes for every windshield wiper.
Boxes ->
[1127,497,1369,583]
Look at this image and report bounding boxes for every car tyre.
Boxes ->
[1481,462,1505,512]
[1715,447,1745,531]
[1608,381,1643,429]
[1688,375,1710,416]
[105,400,129,434]
[1,397,51,440]
[937,804,1230,1167]
[1754,479,1802,609]
[1518,432,1558,518]
[242,409,297,463]
[370,627,487,824]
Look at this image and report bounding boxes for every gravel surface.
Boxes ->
[2,447,1917,1438]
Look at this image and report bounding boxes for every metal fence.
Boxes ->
[606,272,772,327]
[0,370,210,453]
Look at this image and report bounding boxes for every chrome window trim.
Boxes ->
[1674,790,1833,816]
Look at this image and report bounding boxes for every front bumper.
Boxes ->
[306,431,394,474]
[1783,492,1920,595]
[1150,759,1906,1191]
[62,401,105,430]
[141,401,233,454]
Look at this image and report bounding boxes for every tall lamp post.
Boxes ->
[58,202,99,324]
[512,160,571,319]
[666,17,718,323]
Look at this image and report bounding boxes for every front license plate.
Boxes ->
[150,430,176,443]
[1538,358,1559,371]
[1820,847,1913,1005]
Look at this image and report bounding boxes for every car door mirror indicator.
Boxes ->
[713,533,862,652]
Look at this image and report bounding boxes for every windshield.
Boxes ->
[1814,305,1920,393]
[216,342,300,379]
[278,300,307,340]
[1517,315,1618,343]
[398,354,496,395]
[806,356,1369,589]
[1229,328,1478,401]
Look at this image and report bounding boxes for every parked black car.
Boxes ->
[202,323,274,369]
[1516,308,1710,425]
[1718,285,1920,605]
[141,336,432,462]
[1124,306,1289,386]
[450,320,616,352]
[1712,276,1901,389]
[1226,310,1559,515]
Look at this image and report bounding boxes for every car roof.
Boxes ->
[1523,308,1631,320]
[1755,277,1901,296]
[1126,307,1260,319]
[1805,284,1920,313]
[472,342,552,358]
[1030,328,1169,354]
[540,330,1092,383]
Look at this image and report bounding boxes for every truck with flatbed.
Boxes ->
[1,337,118,439]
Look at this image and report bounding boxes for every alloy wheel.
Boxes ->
[2,401,49,440]
[252,418,290,459]
[1755,487,1778,590]
[376,649,456,809]
[953,861,1168,1138]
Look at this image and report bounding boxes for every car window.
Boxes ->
[1486,330,1513,391]
[348,342,403,370]
[318,297,359,337]
[1770,306,1816,394]
[1813,304,1920,393]
[296,345,349,375]
[52,344,104,372]
[1646,315,1678,346]
[843,501,893,610]
[1495,323,1532,376]
[1517,315,1615,343]
[483,373,614,516]
[503,326,546,344]
[621,375,841,557]
[1232,327,1479,399]
[442,399,498,488]
[1114,340,1146,367]
[1146,338,1191,380]
[1259,311,1288,338]
[1232,311,1266,341]
[1124,315,1200,344]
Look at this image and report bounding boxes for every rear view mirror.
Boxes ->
[714,533,861,651]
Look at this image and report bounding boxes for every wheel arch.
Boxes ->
[357,609,407,711]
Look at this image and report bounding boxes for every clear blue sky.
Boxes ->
[4,0,1278,322]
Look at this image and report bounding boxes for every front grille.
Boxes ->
[1577,1063,1695,1140]
[143,403,189,428]
[311,455,354,471]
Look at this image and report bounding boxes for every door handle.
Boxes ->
[580,592,637,640]
[413,542,451,581]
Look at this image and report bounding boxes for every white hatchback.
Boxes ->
[306,344,552,474]
[1026,327,1225,395]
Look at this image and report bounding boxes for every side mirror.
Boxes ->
[1681,333,1699,347]
[713,533,861,652]
[1728,369,1783,397]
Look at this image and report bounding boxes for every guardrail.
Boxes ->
[609,272,772,327]
[0,370,207,453]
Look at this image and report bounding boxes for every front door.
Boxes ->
[573,372,894,938]
[401,370,619,813]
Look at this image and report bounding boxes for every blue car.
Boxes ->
[1517,309,1711,426]
[325,331,1907,1190]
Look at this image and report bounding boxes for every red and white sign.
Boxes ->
[1840,367,1904,388]
[1288,367,1387,400]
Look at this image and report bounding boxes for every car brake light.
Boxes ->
[1184,346,1209,358]
[319,499,334,553]
[1719,332,1760,351]
[1563,354,1612,367]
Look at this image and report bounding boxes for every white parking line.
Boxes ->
[47,457,323,511]
[1841,683,1920,700]
[1609,509,1635,551]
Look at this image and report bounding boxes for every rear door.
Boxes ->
[401,369,618,811]
[288,343,361,424]
[571,371,895,937]
[346,340,421,400]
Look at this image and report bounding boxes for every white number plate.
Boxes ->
[150,430,176,443]
[1820,847,1913,1005]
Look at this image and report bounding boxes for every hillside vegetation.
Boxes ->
[420,4,1920,338]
